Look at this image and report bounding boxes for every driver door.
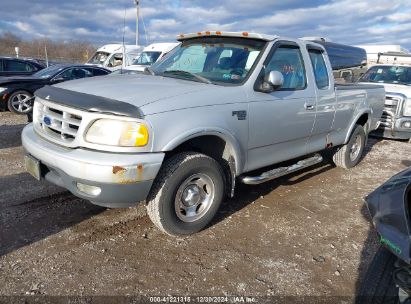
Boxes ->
[247,42,316,171]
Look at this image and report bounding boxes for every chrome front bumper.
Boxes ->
[22,124,165,207]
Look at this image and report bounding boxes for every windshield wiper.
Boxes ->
[163,70,212,84]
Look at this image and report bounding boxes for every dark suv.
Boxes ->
[0,57,44,77]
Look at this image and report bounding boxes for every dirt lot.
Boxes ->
[1,111,410,300]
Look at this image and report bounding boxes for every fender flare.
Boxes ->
[162,127,245,176]
[344,110,371,144]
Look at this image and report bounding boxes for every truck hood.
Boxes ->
[379,83,411,97]
[54,74,212,111]
[125,65,146,71]
[360,82,411,97]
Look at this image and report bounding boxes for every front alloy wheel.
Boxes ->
[8,91,33,114]
[146,152,225,236]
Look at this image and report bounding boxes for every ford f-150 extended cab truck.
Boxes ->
[22,32,385,236]
[359,64,411,140]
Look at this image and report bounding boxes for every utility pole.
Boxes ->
[134,0,140,46]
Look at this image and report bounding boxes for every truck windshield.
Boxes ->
[359,65,411,85]
[133,51,162,66]
[151,37,266,85]
[87,52,110,64]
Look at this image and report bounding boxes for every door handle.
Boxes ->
[305,103,315,110]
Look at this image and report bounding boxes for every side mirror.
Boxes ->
[260,71,284,93]
[266,71,284,88]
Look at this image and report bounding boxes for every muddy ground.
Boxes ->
[1,111,410,299]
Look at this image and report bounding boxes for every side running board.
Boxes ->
[241,154,323,185]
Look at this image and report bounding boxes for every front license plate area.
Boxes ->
[25,155,41,181]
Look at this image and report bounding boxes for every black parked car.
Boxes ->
[0,57,45,77]
[358,167,411,303]
[0,64,110,114]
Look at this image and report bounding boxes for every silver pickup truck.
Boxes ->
[22,32,385,236]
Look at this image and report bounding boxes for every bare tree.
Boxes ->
[0,32,96,64]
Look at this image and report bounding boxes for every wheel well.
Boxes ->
[357,113,369,127]
[165,135,236,198]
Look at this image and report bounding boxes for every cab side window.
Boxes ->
[308,49,329,89]
[58,68,92,81]
[265,46,306,90]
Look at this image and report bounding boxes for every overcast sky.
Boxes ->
[1,0,411,49]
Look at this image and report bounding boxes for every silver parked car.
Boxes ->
[22,31,385,235]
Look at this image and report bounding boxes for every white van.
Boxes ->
[126,42,179,71]
[86,44,143,71]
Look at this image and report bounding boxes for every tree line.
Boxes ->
[0,32,96,64]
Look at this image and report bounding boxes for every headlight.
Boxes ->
[404,99,411,117]
[85,119,149,147]
[0,87,8,94]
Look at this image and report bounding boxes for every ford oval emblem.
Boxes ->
[43,116,52,126]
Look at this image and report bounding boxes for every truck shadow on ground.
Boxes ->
[0,124,26,149]
[0,181,105,257]
[212,161,336,226]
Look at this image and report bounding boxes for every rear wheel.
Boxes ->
[333,124,366,169]
[7,91,33,114]
[146,152,225,236]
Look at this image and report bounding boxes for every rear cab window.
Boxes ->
[308,49,330,89]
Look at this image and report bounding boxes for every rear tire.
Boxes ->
[333,124,366,169]
[146,152,225,236]
[357,246,399,304]
[7,90,33,114]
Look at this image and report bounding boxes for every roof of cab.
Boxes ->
[177,31,278,42]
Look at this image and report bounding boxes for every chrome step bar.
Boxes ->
[241,154,323,185]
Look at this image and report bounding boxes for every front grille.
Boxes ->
[380,95,401,129]
[34,99,82,144]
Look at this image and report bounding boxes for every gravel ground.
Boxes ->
[1,111,410,300]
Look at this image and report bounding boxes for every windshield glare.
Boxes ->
[88,51,110,64]
[133,51,162,66]
[33,65,64,78]
[359,65,411,85]
[151,37,266,85]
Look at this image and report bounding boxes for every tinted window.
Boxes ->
[5,59,34,72]
[0,59,3,72]
[266,46,306,90]
[92,68,109,76]
[58,68,93,81]
[308,50,329,89]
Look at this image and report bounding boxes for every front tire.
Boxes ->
[146,152,225,236]
[7,91,33,114]
[333,124,366,169]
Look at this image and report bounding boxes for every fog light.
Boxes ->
[76,183,101,196]
[402,121,411,128]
